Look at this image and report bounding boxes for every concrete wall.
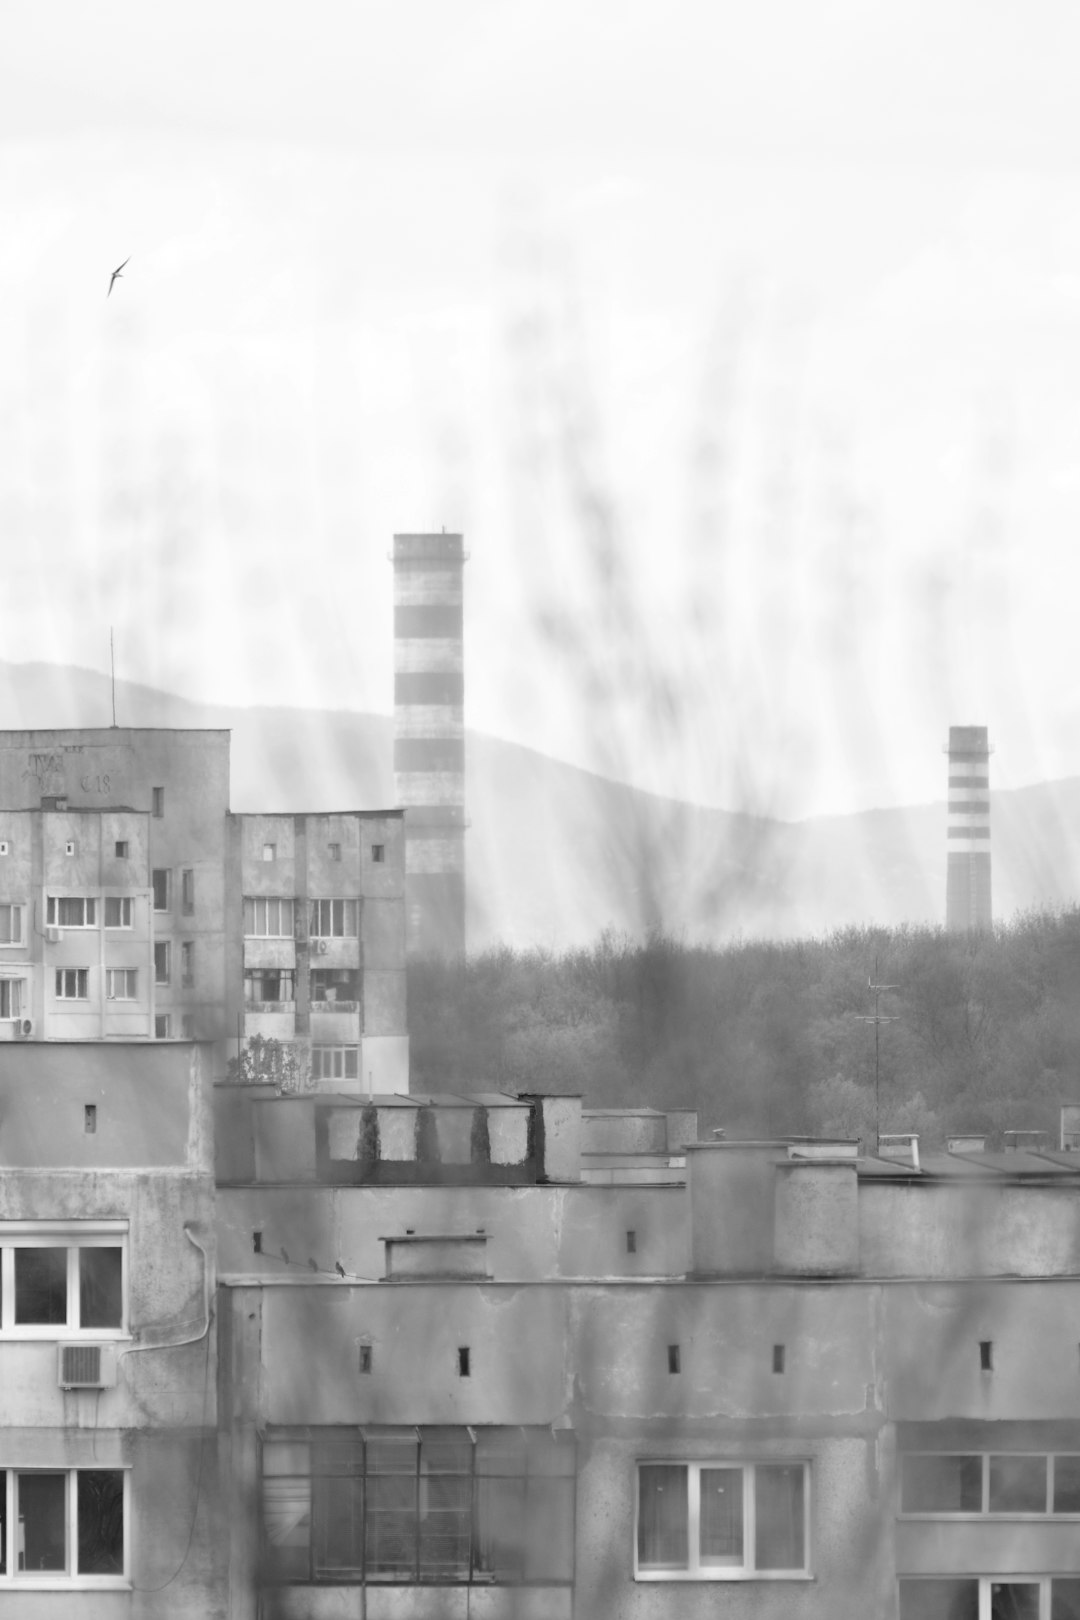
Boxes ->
[859,1180,1080,1277]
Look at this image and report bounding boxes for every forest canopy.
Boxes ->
[409,909,1080,1150]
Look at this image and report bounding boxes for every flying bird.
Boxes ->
[107,257,130,298]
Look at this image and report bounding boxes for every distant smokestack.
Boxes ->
[945,725,992,932]
[392,532,466,956]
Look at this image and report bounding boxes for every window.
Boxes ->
[0,843,8,856]
[105,969,137,1001]
[980,1341,994,1371]
[310,899,359,938]
[667,1345,680,1374]
[0,979,25,1018]
[773,1345,786,1374]
[243,897,295,938]
[65,841,76,857]
[114,841,128,859]
[371,845,385,864]
[309,968,361,1004]
[181,1014,194,1039]
[155,1014,171,1039]
[359,1344,372,1374]
[180,941,194,988]
[245,969,296,1006]
[0,904,24,945]
[636,1461,808,1579]
[152,870,170,912]
[181,868,194,914]
[262,1427,574,1586]
[901,1454,1080,1517]
[328,843,341,862]
[84,1105,96,1134]
[0,1468,126,1582]
[55,969,89,1000]
[151,786,164,817]
[311,1047,359,1081]
[900,1578,1080,1618]
[46,897,96,928]
[154,941,170,986]
[0,1229,126,1332]
[262,843,276,863]
[458,1347,470,1377]
[103,897,132,929]
[626,1230,637,1254]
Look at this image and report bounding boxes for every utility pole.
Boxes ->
[854,955,899,1156]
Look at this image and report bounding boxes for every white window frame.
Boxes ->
[105,968,137,1001]
[54,967,89,1000]
[0,1224,128,1339]
[310,898,359,938]
[103,896,133,930]
[154,940,171,986]
[311,1046,360,1080]
[243,897,295,938]
[155,1013,171,1038]
[898,1575,1077,1619]
[46,897,97,929]
[0,903,25,946]
[0,1466,131,1588]
[634,1460,811,1581]
[900,1453,1080,1519]
[0,977,25,1019]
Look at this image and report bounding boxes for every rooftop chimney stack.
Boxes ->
[945,725,992,932]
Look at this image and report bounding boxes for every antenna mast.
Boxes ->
[110,629,117,727]
[854,954,899,1157]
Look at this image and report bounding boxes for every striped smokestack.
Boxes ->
[392,532,466,957]
[945,724,992,932]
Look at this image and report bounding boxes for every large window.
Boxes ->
[262,1427,574,1586]
[245,969,296,1006]
[311,1047,359,1081]
[310,969,360,1004]
[636,1461,808,1580]
[105,969,137,1001]
[244,897,295,938]
[0,1229,126,1334]
[900,1578,1080,1618]
[0,1468,126,1583]
[55,969,89,1000]
[103,897,132,929]
[0,904,24,945]
[902,1455,1080,1516]
[310,899,358,939]
[46,897,96,928]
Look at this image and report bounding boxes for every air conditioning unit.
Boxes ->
[15,1018,33,1038]
[45,926,62,944]
[316,939,329,954]
[57,1343,117,1390]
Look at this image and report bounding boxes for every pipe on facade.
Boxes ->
[118,1224,213,1361]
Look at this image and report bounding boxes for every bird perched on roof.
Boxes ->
[280,1247,290,1264]
[335,1261,346,1278]
[307,1258,318,1273]
[107,257,130,297]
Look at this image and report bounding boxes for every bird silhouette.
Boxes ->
[307,1258,318,1273]
[280,1246,290,1264]
[107,257,130,298]
[335,1261,346,1278]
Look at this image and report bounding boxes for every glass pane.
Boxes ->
[525,1476,574,1582]
[700,1467,743,1565]
[15,1248,68,1325]
[1054,1581,1080,1620]
[755,1464,805,1570]
[637,1465,687,1569]
[900,1579,980,1620]
[989,1456,1047,1513]
[314,1475,363,1576]
[991,1584,1040,1620]
[18,1473,67,1572]
[366,1476,417,1578]
[79,1248,123,1329]
[263,1477,311,1580]
[0,1473,6,1573]
[78,1470,124,1575]
[902,1455,982,1512]
[419,1475,471,1580]
[1055,1458,1080,1513]
[475,1476,525,1580]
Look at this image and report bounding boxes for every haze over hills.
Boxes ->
[1,660,1079,947]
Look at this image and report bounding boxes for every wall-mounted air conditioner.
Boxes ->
[45,926,62,944]
[15,1018,33,1038]
[57,1343,117,1389]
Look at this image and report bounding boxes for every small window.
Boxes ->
[181,941,194,988]
[105,968,137,1001]
[773,1344,785,1374]
[65,840,76,857]
[181,868,194,914]
[55,968,89,1000]
[154,1013,171,1039]
[180,1014,194,1039]
[0,842,10,857]
[84,1105,97,1134]
[154,941,170,986]
[371,844,385,864]
[3,1235,125,1331]
[626,1230,637,1254]
[0,904,24,945]
[458,1346,471,1377]
[262,842,276,863]
[114,840,129,859]
[0,979,25,1018]
[104,896,133,929]
[667,1344,681,1374]
[152,869,170,912]
[152,786,164,817]
[253,1231,263,1254]
[980,1340,994,1372]
[359,1344,372,1374]
[328,843,341,862]
[47,896,97,928]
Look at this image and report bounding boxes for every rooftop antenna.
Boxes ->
[853,954,899,1157]
[110,629,117,727]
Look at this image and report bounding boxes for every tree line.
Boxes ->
[408,908,1080,1150]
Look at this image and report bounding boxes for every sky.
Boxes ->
[4,1,1080,818]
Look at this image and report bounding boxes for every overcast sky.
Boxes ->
[4,2,1080,817]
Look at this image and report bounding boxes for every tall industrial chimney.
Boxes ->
[945,725,992,932]
[392,532,466,956]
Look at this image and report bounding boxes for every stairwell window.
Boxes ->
[0,1468,127,1583]
[151,786,164,817]
[154,942,170,986]
[180,942,194,989]
[181,868,194,914]
[310,899,358,938]
[0,904,24,945]
[636,1461,809,1580]
[55,969,89,1000]
[46,897,96,928]
[105,969,137,1001]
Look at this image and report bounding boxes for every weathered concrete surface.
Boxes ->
[774,1160,858,1276]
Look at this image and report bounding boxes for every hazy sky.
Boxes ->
[5,1,1080,817]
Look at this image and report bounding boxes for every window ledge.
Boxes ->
[0,1330,131,1343]
[635,1571,813,1582]
[0,1578,131,1590]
